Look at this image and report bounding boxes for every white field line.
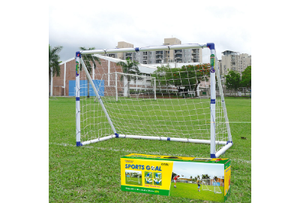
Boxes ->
[49,142,160,154]
[49,142,251,164]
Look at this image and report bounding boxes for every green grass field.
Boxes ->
[49,97,251,202]
[170,182,224,202]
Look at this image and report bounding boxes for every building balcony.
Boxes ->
[108,54,116,58]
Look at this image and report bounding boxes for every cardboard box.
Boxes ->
[121,154,231,202]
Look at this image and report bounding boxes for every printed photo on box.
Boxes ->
[170,162,225,202]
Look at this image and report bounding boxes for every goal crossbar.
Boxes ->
[79,43,208,55]
[75,42,233,158]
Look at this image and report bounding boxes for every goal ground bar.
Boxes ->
[81,134,228,145]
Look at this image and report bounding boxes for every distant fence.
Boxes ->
[223,87,251,97]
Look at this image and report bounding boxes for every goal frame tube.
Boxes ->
[215,57,232,143]
[79,43,208,55]
[80,134,228,145]
[75,52,81,146]
[75,56,117,146]
[76,43,233,158]
[80,133,230,157]
[208,44,233,158]
[209,48,216,157]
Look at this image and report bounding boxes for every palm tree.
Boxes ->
[202,174,210,179]
[79,47,101,98]
[116,58,140,97]
[49,45,63,96]
[213,176,218,182]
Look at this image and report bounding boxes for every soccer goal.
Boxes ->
[75,43,233,158]
[201,179,211,191]
[213,180,223,194]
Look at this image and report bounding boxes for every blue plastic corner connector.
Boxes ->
[115,133,119,138]
[167,137,170,141]
[207,43,215,50]
[135,47,140,52]
[76,142,82,146]
[210,154,216,158]
[76,51,81,58]
[227,141,233,144]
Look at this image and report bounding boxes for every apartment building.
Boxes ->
[116,41,134,60]
[220,50,251,76]
[106,38,203,64]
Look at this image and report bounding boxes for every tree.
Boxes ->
[79,47,101,98]
[151,64,210,97]
[241,66,251,89]
[49,45,63,96]
[116,58,140,97]
[202,174,210,179]
[225,70,241,91]
[151,65,173,87]
[180,64,210,96]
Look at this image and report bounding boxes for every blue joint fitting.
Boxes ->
[76,51,81,58]
[76,142,82,146]
[115,133,119,138]
[135,47,140,52]
[207,43,215,50]
[210,154,216,158]
[167,137,170,141]
[227,141,233,144]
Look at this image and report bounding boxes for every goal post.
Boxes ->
[201,179,211,191]
[75,43,233,158]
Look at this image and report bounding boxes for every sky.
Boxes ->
[49,0,252,63]
[172,162,224,179]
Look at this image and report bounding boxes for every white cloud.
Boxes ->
[49,1,252,62]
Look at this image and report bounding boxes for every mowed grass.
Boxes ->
[49,97,251,202]
[170,182,224,202]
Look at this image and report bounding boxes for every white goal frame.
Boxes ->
[213,180,223,194]
[201,179,211,191]
[75,43,233,158]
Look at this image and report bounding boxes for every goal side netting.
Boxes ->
[75,43,233,158]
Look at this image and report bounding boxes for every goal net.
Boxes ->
[213,180,223,194]
[75,43,233,158]
[201,179,211,191]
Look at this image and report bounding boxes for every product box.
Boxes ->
[121,154,231,202]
